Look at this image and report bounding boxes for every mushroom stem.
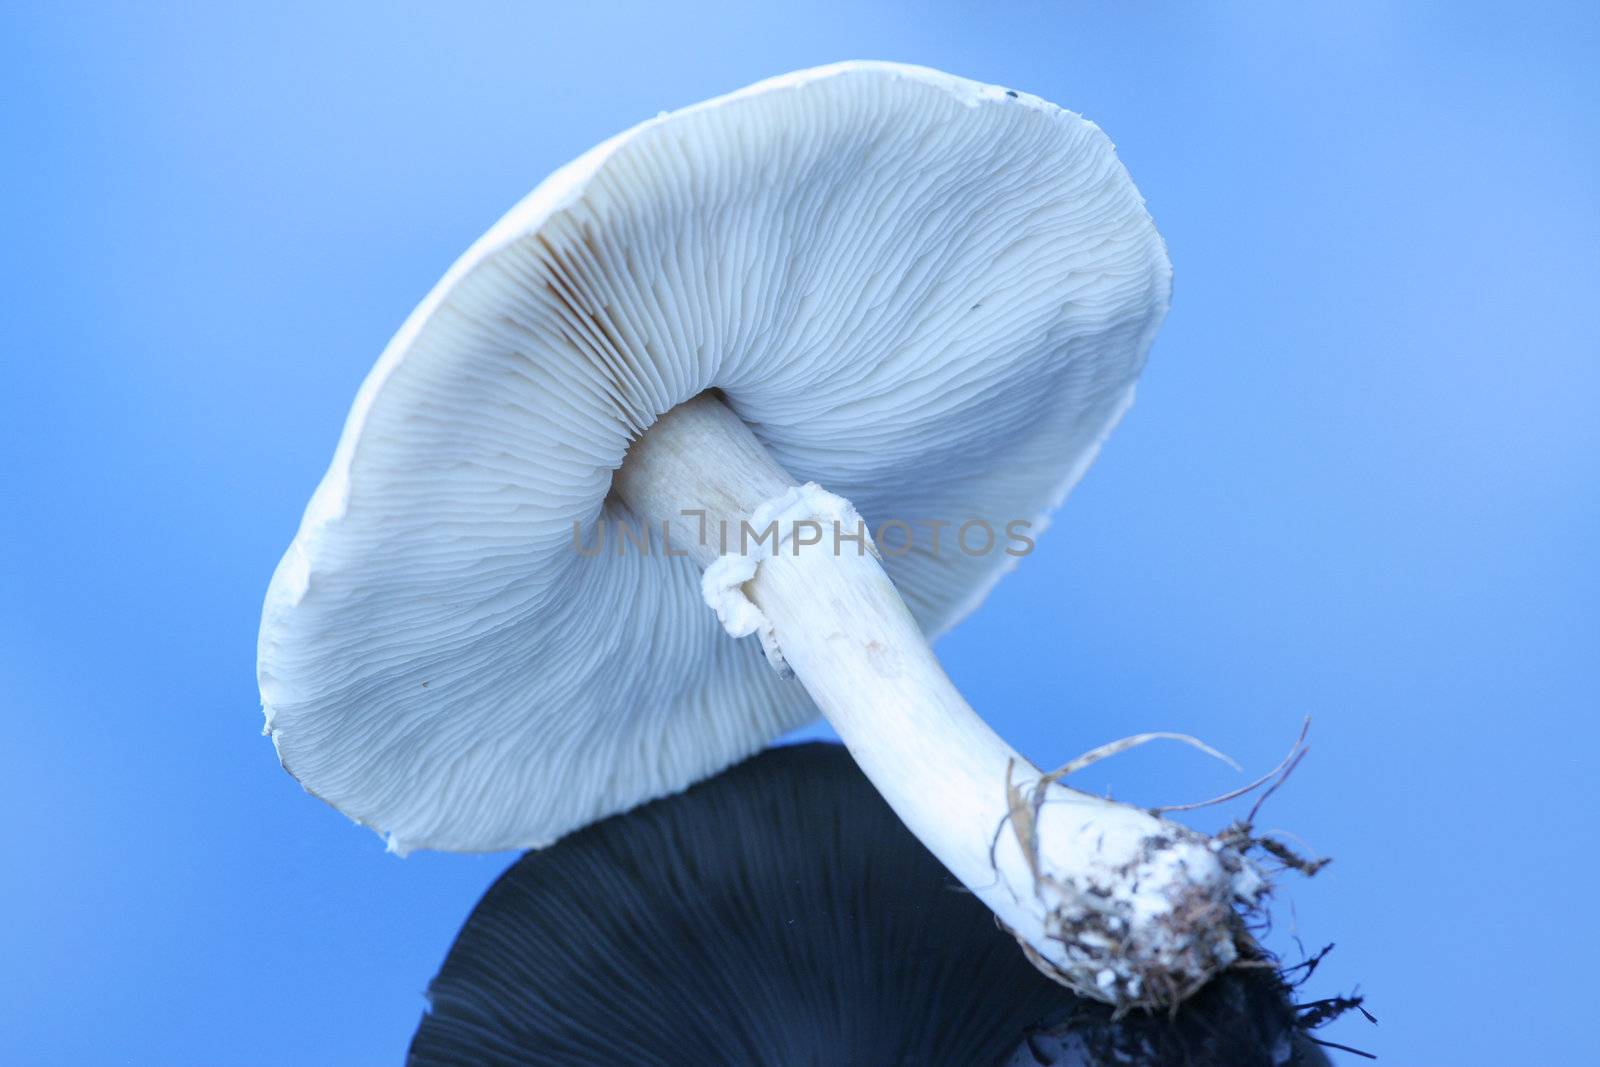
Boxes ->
[614,393,1262,1009]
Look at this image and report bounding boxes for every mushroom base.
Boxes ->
[1004,807,1266,1012]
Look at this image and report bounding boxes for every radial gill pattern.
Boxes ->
[258,62,1171,853]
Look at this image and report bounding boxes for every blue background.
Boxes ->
[3,3,1594,1063]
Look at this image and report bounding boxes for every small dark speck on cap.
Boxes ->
[1005,90,1018,98]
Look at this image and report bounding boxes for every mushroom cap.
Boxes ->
[259,61,1172,852]
[409,744,1324,1067]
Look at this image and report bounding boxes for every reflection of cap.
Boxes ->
[408,743,1328,1067]
[408,743,1068,1065]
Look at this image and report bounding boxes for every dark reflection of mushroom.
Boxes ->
[408,743,1328,1067]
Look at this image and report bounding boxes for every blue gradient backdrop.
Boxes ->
[3,3,1595,1063]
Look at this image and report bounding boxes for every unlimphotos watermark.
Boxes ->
[573,511,1036,559]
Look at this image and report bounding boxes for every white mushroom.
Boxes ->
[259,61,1263,1008]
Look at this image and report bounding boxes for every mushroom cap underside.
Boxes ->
[259,61,1171,852]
